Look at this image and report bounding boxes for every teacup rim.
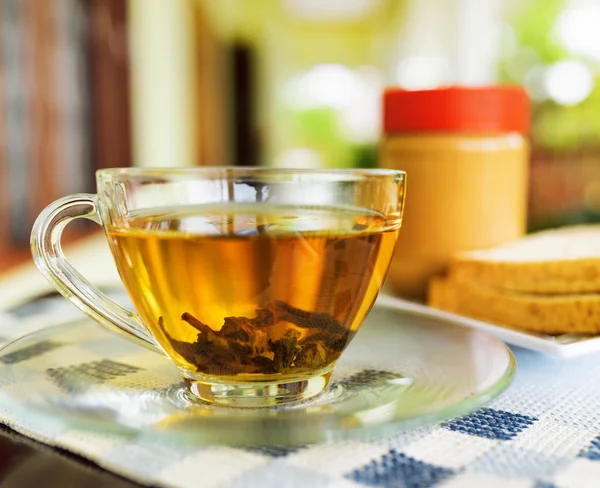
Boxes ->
[96,166,406,180]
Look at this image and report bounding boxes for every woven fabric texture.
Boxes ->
[0,295,599,488]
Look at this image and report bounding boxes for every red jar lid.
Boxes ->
[383,86,530,134]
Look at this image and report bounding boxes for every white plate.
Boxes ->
[376,294,600,358]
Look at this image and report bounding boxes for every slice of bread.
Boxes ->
[447,225,600,294]
[429,276,600,335]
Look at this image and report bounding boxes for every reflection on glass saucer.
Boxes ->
[0,304,515,446]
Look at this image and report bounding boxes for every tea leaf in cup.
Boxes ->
[158,301,353,377]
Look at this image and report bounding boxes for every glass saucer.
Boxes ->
[0,303,515,446]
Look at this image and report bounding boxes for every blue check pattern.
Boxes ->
[1,295,600,488]
[349,450,455,488]
[443,408,538,441]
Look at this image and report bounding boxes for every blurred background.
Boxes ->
[1,0,599,271]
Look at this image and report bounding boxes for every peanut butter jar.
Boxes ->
[379,86,530,299]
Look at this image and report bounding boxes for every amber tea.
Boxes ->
[106,204,397,382]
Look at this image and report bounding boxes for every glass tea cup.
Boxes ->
[31,168,406,407]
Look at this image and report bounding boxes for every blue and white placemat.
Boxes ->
[1,295,600,488]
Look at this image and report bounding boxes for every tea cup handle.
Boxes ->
[31,194,162,353]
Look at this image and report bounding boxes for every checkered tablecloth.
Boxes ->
[1,295,600,488]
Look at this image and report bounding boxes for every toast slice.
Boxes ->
[447,225,600,294]
[429,276,600,335]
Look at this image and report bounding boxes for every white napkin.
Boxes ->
[0,233,123,311]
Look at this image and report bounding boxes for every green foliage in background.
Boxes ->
[500,0,600,152]
[533,90,600,151]
[282,105,377,168]
[508,0,567,65]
